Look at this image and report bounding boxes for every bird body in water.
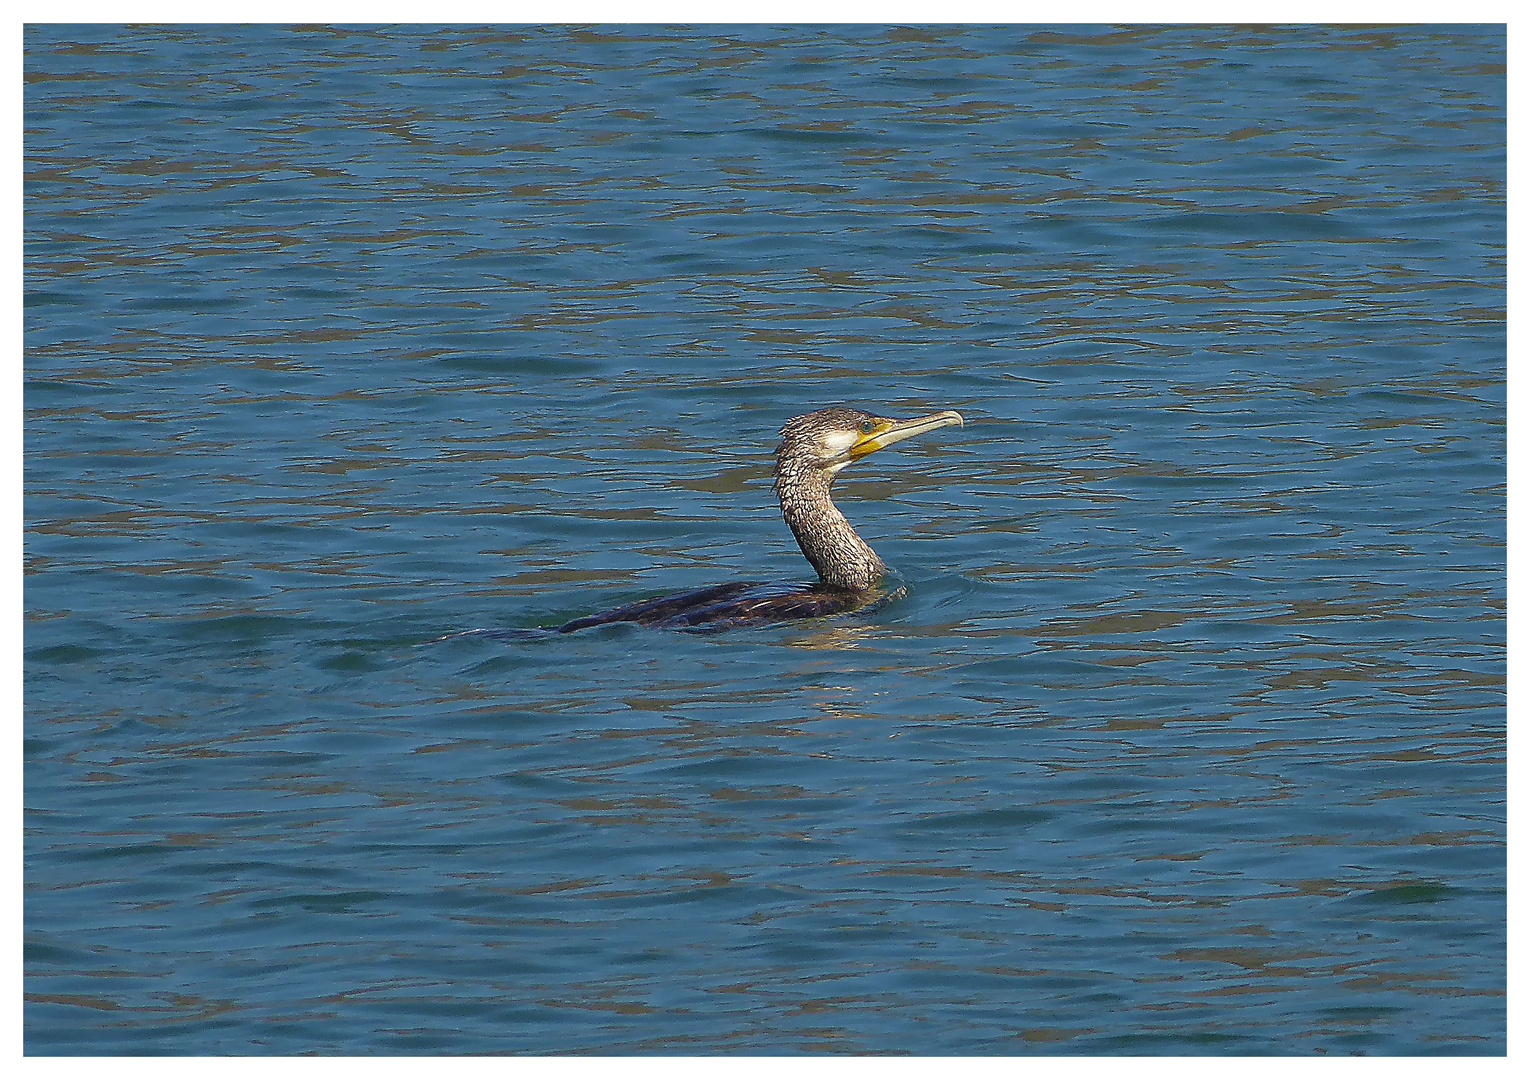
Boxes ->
[550,406,963,633]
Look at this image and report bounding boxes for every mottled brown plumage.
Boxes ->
[775,407,891,590]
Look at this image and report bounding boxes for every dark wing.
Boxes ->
[555,580,878,633]
[554,581,767,633]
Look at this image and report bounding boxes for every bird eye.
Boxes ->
[858,419,875,435]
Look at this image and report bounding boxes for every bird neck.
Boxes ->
[774,462,886,591]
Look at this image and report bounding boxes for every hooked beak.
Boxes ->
[846,409,964,463]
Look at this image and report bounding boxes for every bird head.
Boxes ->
[776,406,964,476]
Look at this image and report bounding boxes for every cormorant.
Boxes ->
[550,406,964,632]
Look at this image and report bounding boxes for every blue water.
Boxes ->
[24,24,1504,1054]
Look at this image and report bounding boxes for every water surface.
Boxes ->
[25,24,1505,1054]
